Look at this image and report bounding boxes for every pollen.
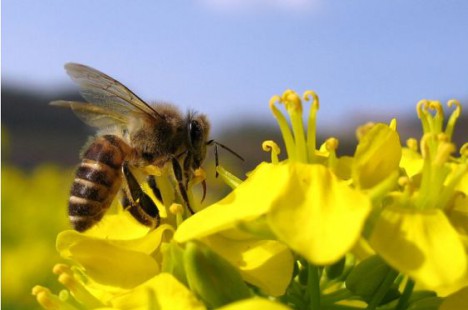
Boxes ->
[169,203,184,215]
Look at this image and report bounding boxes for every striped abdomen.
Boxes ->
[69,135,130,232]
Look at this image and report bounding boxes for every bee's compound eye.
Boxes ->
[189,120,203,147]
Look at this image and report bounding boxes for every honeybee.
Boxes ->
[52,63,212,232]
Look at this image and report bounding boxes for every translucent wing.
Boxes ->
[50,100,128,129]
[64,63,162,119]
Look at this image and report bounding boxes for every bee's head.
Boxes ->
[186,112,210,168]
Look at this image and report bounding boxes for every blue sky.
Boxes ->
[3,0,468,134]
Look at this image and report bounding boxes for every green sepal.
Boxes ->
[161,241,188,287]
[408,296,443,310]
[183,241,252,308]
[346,255,400,304]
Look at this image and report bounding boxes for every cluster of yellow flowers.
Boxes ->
[33,90,467,310]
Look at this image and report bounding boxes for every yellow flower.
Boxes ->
[56,216,174,289]
[174,165,295,296]
[33,272,205,310]
[369,100,468,293]
[33,88,467,309]
[352,122,401,189]
[217,297,292,310]
[176,90,371,279]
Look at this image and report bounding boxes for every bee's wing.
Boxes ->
[51,100,128,129]
[64,63,163,119]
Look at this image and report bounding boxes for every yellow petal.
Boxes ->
[57,231,159,288]
[353,124,402,189]
[110,273,205,310]
[268,163,371,265]
[84,213,152,240]
[447,194,468,243]
[217,297,291,310]
[175,163,289,243]
[369,206,467,289]
[201,232,294,296]
[400,147,423,178]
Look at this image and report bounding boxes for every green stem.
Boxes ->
[308,264,321,310]
[321,289,353,304]
[365,269,398,310]
[395,279,415,310]
[321,305,366,310]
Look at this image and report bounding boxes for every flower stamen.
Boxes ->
[269,95,296,160]
[216,165,243,189]
[406,138,418,152]
[262,140,281,164]
[445,99,462,140]
[304,90,320,163]
[32,286,77,310]
[281,90,307,163]
[53,264,103,308]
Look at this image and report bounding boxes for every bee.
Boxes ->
[52,63,213,232]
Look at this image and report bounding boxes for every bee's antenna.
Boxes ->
[207,140,244,177]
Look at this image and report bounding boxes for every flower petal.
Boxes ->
[217,297,291,310]
[447,194,468,244]
[84,212,152,240]
[110,273,205,310]
[57,230,160,288]
[201,233,294,296]
[353,124,402,189]
[369,206,467,289]
[268,163,371,265]
[400,147,423,178]
[175,163,289,243]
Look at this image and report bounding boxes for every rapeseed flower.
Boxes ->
[369,100,468,294]
[175,90,373,265]
[33,90,467,310]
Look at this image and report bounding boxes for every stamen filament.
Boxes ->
[282,90,308,163]
[262,140,281,164]
[216,165,243,189]
[53,264,103,308]
[416,100,431,134]
[269,96,296,160]
[325,138,339,169]
[445,100,462,140]
[304,91,320,163]
[428,100,444,133]
[32,286,78,310]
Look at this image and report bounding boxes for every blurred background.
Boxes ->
[2,1,468,309]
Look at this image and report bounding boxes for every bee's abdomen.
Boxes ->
[69,135,129,232]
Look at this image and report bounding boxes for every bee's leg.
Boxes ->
[147,175,163,202]
[120,189,131,209]
[122,163,160,228]
[183,153,193,188]
[171,157,195,214]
